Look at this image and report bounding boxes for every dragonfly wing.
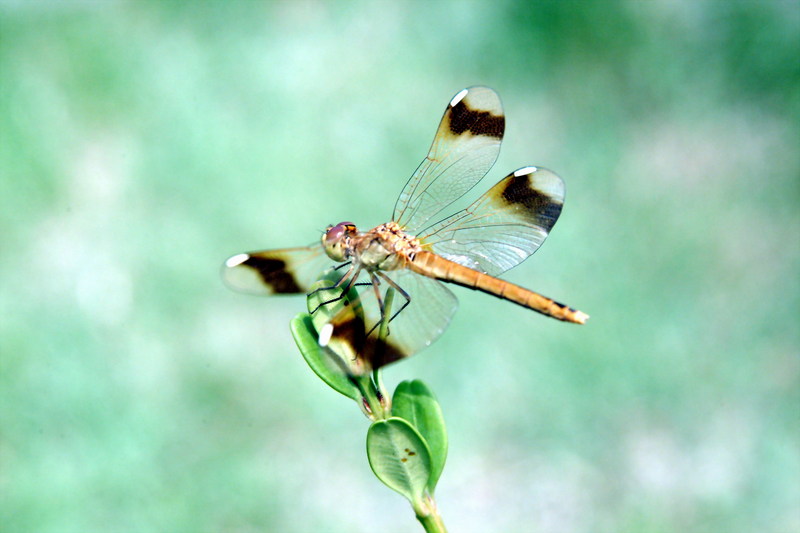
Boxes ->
[376,269,459,360]
[393,86,504,233]
[419,166,565,277]
[222,244,333,295]
[321,269,458,374]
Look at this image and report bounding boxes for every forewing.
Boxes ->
[393,86,504,233]
[222,244,333,295]
[418,166,565,277]
[322,269,458,374]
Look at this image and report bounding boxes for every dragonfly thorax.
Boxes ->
[355,236,400,271]
[353,221,422,271]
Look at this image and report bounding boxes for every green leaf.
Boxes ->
[366,417,432,505]
[392,380,448,492]
[290,313,361,401]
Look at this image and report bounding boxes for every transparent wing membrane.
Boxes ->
[419,167,565,277]
[321,268,458,373]
[222,244,332,295]
[394,87,505,233]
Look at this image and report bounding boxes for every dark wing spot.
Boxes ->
[330,312,364,358]
[501,174,563,229]
[448,99,504,138]
[243,256,303,293]
[329,311,408,373]
[366,335,407,370]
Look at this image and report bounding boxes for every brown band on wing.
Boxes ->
[329,311,407,373]
[448,98,505,138]
[242,256,303,293]
[500,173,563,228]
[367,334,407,370]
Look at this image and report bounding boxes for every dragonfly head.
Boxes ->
[323,221,357,262]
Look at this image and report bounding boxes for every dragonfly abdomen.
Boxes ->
[409,251,588,324]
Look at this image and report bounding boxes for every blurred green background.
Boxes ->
[2,1,798,532]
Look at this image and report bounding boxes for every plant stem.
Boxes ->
[417,512,447,532]
[417,513,447,533]
[373,367,391,413]
[378,287,395,343]
[369,287,395,418]
[352,374,384,420]
[414,495,447,533]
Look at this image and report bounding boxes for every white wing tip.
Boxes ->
[514,166,538,177]
[225,253,250,268]
[450,88,469,107]
[318,323,333,346]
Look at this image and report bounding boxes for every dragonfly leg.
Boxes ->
[331,261,352,272]
[371,273,385,317]
[377,271,411,324]
[364,272,412,338]
[364,273,388,338]
[307,263,353,298]
[309,265,362,315]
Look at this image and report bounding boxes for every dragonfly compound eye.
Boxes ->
[324,221,356,245]
[323,221,355,261]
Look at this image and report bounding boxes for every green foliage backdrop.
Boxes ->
[1,1,797,532]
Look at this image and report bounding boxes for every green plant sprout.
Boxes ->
[290,280,449,533]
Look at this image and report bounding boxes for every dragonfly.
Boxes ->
[224,87,588,374]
